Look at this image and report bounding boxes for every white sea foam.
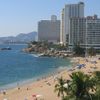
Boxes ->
[31,54,39,57]
[30,53,44,57]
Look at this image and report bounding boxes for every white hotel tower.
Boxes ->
[60,2,84,45]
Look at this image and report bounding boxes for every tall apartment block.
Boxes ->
[69,15,100,49]
[60,2,84,45]
[69,17,86,49]
[86,15,100,49]
[38,15,60,43]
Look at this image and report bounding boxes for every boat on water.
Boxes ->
[0,47,12,51]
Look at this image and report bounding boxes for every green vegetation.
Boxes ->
[73,44,85,56]
[92,71,100,100]
[55,71,100,100]
[54,77,66,99]
[88,47,96,56]
[29,41,67,50]
[96,49,100,54]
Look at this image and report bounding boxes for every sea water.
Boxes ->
[0,44,72,90]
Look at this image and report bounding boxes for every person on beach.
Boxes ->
[3,90,6,95]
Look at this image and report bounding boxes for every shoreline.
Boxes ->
[0,70,70,100]
[0,60,72,91]
[0,69,70,100]
[0,56,99,100]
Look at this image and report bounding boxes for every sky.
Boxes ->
[0,0,100,37]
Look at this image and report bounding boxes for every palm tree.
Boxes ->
[54,72,98,100]
[93,71,100,83]
[92,71,100,100]
[73,43,85,56]
[88,47,96,56]
[54,77,66,99]
[68,71,96,100]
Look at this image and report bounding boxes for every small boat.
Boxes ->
[0,47,12,50]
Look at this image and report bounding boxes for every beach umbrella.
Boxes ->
[76,64,85,69]
[36,94,43,98]
[76,64,82,69]
[36,94,44,100]
[3,99,8,100]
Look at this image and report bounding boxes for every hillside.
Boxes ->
[0,32,37,44]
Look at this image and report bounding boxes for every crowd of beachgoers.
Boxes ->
[0,56,100,100]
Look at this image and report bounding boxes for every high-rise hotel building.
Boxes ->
[69,15,100,49]
[60,2,100,49]
[60,2,84,45]
[38,15,60,43]
[86,15,100,49]
[69,17,86,48]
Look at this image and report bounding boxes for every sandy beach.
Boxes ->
[0,56,100,100]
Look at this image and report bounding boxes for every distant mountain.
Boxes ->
[0,32,38,44]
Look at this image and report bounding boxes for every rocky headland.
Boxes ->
[22,41,73,58]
